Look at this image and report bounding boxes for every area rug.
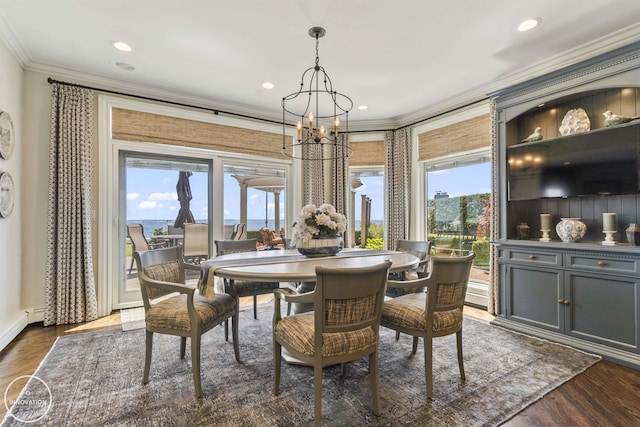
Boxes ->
[2,306,600,426]
[119,307,145,331]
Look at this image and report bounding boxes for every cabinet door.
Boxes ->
[506,264,563,332]
[565,271,640,353]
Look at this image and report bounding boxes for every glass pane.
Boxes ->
[352,171,384,248]
[121,154,209,304]
[426,161,491,285]
[223,164,287,248]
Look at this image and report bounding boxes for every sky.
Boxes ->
[126,162,491,222]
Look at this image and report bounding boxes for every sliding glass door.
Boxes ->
[117,152,212,307]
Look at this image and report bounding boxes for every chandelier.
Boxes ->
[281,27,353,160]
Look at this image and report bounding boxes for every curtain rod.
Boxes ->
[47,77,488,133]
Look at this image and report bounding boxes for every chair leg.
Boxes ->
[395,331,401,341]
[456,329,465,381]
[314,363,323,427]
[369,351,381,416]
[180,337,186,358]
[224,319,229,342]
[128,257,135,275]
[424,336,433,399]
[143,331,153,384]
[340,363,347,377]
[191,334,202,398]
[412,336,419,354]
[232,313,240,362]
[274,340,281,395]
[253,295,258,319]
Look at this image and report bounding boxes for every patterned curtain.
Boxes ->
[331,134,350,246]
[301,129,324,206]
[488,99,498,315]
[384,128,412,249]
[44,84,98,326]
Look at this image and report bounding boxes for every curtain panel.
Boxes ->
[44,84,98,326]
[384,128,412,249]
[488,99,498,315]
[331,134,350,247]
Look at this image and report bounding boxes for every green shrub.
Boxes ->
[364,237,384,250]
[472,238,490,266]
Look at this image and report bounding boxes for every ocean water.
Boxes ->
[128,219,381,238]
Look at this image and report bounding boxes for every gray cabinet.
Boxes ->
[496,243,640,368]
[492,41,640,369]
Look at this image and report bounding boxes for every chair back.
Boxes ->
[230,223,246,240]
[183,223,209,259]
[133,246,186,306]
[215,238,258,255]
[396,239,432,273]
[427,252,475,314]
[127,223,149,252]
[314,261,391,336]
[168,224,182,235]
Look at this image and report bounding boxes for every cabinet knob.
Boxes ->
[598,261,606,267]
[558,299,570,305]
[529,255,536,260]
[564,300,570,305]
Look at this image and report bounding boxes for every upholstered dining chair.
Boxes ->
[273,261,391,426]
[133,246,239,398]
[381,251,475,399]
[386,239,432,297]
[214,238,281,338]
[127,223,167,274]
[183,222,209,264]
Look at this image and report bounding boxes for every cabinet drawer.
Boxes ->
[565,254,639,275]
[507,249,562,267]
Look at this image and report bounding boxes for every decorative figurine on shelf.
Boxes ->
[559,108,590,135]
[602,110,640,127]
[521,127,543,143]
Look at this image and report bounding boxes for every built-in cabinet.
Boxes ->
[492,41,640,369]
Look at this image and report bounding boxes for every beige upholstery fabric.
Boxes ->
[143,261,181,300]
[274,312,378,357]
[382,293,463,332]
[146,293,236,332]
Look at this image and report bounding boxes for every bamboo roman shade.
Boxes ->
[417,114,490,160]
[349,140,384,166]
[111,108,284,159]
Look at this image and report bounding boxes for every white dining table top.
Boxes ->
[200,248,419,283]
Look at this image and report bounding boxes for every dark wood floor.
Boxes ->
[2,310,640,425]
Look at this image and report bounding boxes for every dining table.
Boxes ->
[198,248,420,312]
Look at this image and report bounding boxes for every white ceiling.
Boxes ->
[2,0,640,129]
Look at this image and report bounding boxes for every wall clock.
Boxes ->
[0,171,15,218]
[0,110,15,160]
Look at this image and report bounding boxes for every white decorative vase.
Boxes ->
[556,218,587,243]
[296,235,343,257]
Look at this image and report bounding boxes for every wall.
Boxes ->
[0,39,24,350]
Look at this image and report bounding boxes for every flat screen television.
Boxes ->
[508,122,640,201]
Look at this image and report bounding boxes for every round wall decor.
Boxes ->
[0,110,15,160]
[0,171,15,218]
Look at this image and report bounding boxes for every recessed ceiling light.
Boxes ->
[517,18,542,32]
[113,41,132,52]
[262,82,274,89]
[357,105,368,110]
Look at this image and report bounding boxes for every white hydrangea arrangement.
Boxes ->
[293,203,347,243]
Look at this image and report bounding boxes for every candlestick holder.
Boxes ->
[540,229,551,242]
[602,231,616,246]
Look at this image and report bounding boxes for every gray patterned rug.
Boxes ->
[2,306,600,426]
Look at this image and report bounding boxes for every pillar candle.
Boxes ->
[540,213,551,230]
[603,213,616,231]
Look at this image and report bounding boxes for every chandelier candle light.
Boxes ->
[281,27,353,160]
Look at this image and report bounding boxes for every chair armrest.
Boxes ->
[141,277,196,296]
[387,273,430,290]
[274,288,314,304]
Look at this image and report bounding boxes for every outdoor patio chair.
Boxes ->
[230,223,246,240]
[126,223,167,274]
[183,223,209,265]
[381,251,475,399]
[273,261,391,426]
[133,246,239,397]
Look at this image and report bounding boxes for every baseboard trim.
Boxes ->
[0,312,28,352]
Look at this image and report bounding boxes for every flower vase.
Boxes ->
[296,235,343,257]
